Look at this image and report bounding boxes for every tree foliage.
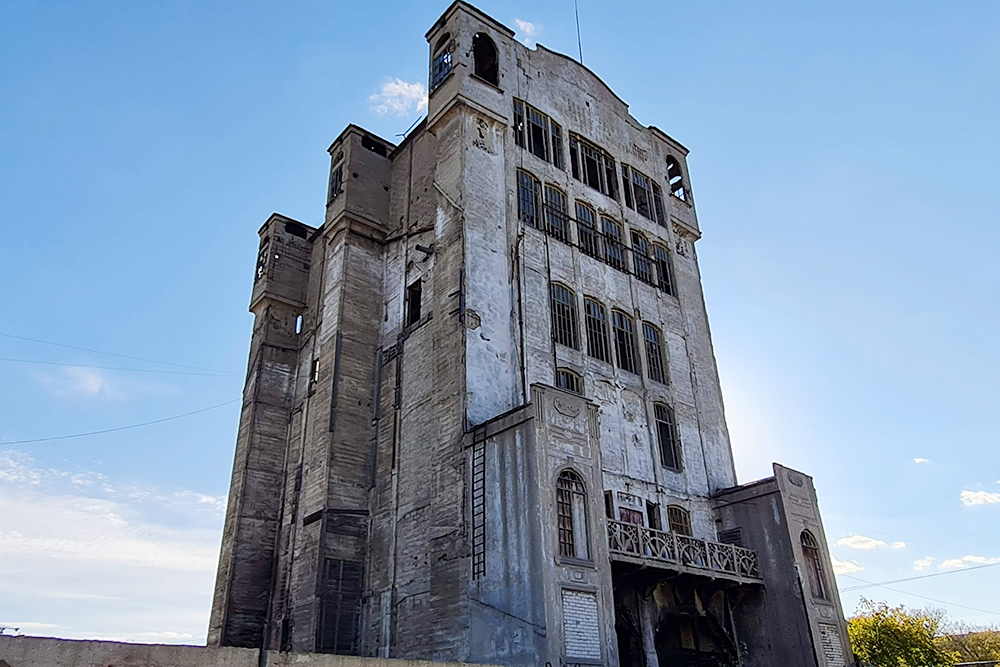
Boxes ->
[847,598,952,667]
[937,622,1000,662]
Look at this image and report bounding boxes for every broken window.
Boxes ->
[318,558,362,654]
[556,368,582,394]
[473,33,499,85]
[513,99,562,168]
[528,107,547,161]
[666,505,691,536]
[653,244,675,295]
[543,184,569,242]
[513,100,525,148]
[655,404,681,470]
[601,217,626,271]
[584,298,611,364]
[516,169,540,228]
[431,33,453,89]
[801,531,828,599]
[666,155,687,202]
[569,133,616,199]
[255,238,269,282]
[646,501,662,531]
[631,232,654,285]
[631,167,653,219]
[406,280,422,326]
[604,491,614,519]
[611,310,638,374]
[621,165,633,209]
[652,182,666,226]
[643,323,667,384]
[575,202,600,260]
[549,283,579,350]
[550,121,564,169]
[361,135,387,157]
[556,470,589,560]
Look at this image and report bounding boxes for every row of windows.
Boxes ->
[519,170,676,296]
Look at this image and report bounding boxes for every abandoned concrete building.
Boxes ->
[208,3,852,666]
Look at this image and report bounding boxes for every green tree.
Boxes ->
[847,598,952,666]
[936,622,1000,662]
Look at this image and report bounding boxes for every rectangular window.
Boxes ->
[619,507,644,525]
[517,170,540,228]
[432,50,453,89]
[528,106,548,162]
[621,165,633,209]
[406,280,422,325]
[550,120,564,169]
[653,245,675,295]
[576,202,600,259]
[570,133,616,199]
[643,323,666,384]
[646,501,662,531]
[544,185,570,243]
[569,136,580,180]
[667,505,691,535]
[310,358,320,384]
[632,168,653,219]
[611,311,638,374]
[604,491,614,519]
[631,233,654,284]
[584,298,611,363]
[513,100,525,148]
[655,404,680,470]
[328,166,343,202]
[652,182,666,226]
[602,217,626,271]
[318,558,362,653]
[550,283,579,349]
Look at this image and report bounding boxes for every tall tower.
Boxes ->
[210,3,852,666]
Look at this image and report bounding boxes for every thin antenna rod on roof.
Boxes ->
[574,0,584,64]
[396,115,423,138]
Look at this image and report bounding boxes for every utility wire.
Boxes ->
[839,574,1000,617]
[839,561,1000,592]
[0,357,231,377]
[0,332,237,375]
[3,399,239,445]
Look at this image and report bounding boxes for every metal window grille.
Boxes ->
[631,232,654,284]
[544,185,570,242]
[584,299,611,364]
[576,203,600,259]
[801,531,828,599]
[527,106,548,162]
[653,244,675,295]
[569,133,616,199]
[556,368,582,394]
[643,323,667,384]
[611,310,638,374]
[557,470,586,558]
[631,168,653,219]
[550,283,579,349]
[513,100,525,148]
[318,558,363,654]
[517,170,540,227]
[655,404,680,469]
[601,217,626,271]
[666,505,692,536]
[471,430,487,580]
[432,49,453,89]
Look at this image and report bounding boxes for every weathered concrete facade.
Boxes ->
[210,3,851,666]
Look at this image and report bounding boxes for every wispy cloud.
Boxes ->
[960,490,1000,506]
[369,79,428,117]
[939,555,1000,570]
[831,557,864,574]
[891,541,907,549]
[913,556,936,571]
[515,19,541,47]
[837,534,888,550]
[913,458,929,464]
[29,366,180,400]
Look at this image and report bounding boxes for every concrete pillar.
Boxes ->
[638,590,660,667]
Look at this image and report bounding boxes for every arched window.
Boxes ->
[666,505,692,536]
[516,170,540,227]
[473,33,499,85]
[549,283,579,350]
[666,155,687,202]
[431,33,453,89]
[556,368,582,394]
[556,470,589,560]
[801,531,828,599]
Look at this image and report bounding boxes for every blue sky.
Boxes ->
[1,0,998,643]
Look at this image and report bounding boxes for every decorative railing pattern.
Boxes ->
[607,520,761,580]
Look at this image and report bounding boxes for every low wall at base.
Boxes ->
[0,636,491,667]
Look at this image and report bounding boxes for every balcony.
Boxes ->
[606,520,762,583]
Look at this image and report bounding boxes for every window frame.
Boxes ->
[472,33,499,86]
[431,33,454,90]
[666,505,692,536]
[517,169,541,228]
[631,232,654,285]
[611,309,639,374]
[556,469,590,561]
[666,154,688,202]
[513,98,563,169]
[583,297,612,364]
[556,368,583,394]
[569,133,617,199]
[576,202,601,260]
[601,217,626,271]
[801,531,829,600]
[543,184,570,243]
[653,244,675,296]
[642,322,667,384]
[549,282,580,350]
[654,403,681,470]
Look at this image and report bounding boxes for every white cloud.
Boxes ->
[831,557,864,574]
[960,490,1000,506]
[837,535,888,550]
[913,458,929,464]
[891,542,907,549]
[515,19,541,46]
[913,556,936,571]
[939,555,1000,570]
[369,79,428,117]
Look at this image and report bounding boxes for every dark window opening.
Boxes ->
[528,107,548,161]
[631,168,653,219]
[584,298,612,364]
[570,133,616,199]
[611,310,638,374]
[653,244,675,296]
[643,323,667,384]
[569,137,580,180]
[556,368,582,394]
[361,135,387,156]
[801,531,828,599]
[557,470,589,560]
[631,232,654,285]
[310,358,321,385]
[619,507,644,525]
[550,122,564,169]
[652,182,666,226]
[406,280,422,326]
[318,558,362,654]
[328,166,343,202]
[513,100,525,148]
[285,221,308,239]
[718,527,744,547]
[516,170,540,227]
[667,505,691,536]
[666,155,687,202]
[576,202,600,260]
[604,491,615,519]
[431,33,453,89]
[550,283,579,349]
[655,404,680,470]
[472,33,499,85]
[543,184,569,242]
[646,501,662,531]
[621,165,634,209]
[255,245,269,282]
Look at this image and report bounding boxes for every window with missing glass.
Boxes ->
[576,202,600,259]
[611,310,638,374]
[512,99,563,168]
[801,531,828,599]
[584,298,611,363]
[556,368,582,394]
[517,170,540,228]
[628,167,654,220]
[653,244,675,296]
[550,283,579,349]
[569,133,616,199]
[652,182,666,226]
[544,185,570,242]
[643,323,667,384]
[631,232,654,285]
[654,403,680,470]
[602,217,626,271]
[666,155,688,202]
[431,33,453,89]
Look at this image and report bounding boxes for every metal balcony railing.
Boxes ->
[607,520,762,581]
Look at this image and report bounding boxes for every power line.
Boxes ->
[0,357,231,377]
[0,332,237,375]
[2,399,239,445]
[839,562,1000,592]
[839,573,1000,617]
